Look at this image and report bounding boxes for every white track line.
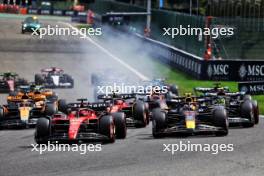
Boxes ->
[59,22,149,81]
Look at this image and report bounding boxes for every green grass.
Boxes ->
[76,24,93,29]
[152,60,264,114]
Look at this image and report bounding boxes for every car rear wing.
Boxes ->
[97,93,136,100]
[67,101,110,112]
[88,102,110,112]
[41,67,63,73]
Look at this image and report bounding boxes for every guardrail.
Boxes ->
[18,8,264,83]
[99,13,264,82]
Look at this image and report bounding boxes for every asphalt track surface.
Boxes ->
[0,15,264,176]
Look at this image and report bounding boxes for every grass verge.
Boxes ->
[152,60,264,114]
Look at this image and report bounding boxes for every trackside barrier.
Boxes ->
[238,81,264,95]
[141,36,264,82]
[98,13,264,82]
[0,4,19,13]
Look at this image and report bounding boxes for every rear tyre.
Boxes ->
[35,118,50,144]
[112,112,126,139]
[212,107,228,136]
[58,99,67,113]
[99,115,115,143]
[152,108,166,138]
[35,74,44,85]
[0,106,4,118]
[45,102,57,116]
[134,101,147,128]
[251,100,259,124]
[241,100,255,128]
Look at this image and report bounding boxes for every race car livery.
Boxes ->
[0,72,28,93]
[0,94,58,128]
[98,93,149,128]
[35,67,74,88]
[194,84,259,127]
[152,93,229,138]
[34,99,121,144]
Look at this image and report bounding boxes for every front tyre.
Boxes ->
[152,108,166,138]
[35,118,50,144]
[99,115,115,143]
[241,100,255,128]
[212,107,229,136]
[112,112,126,139]
[134,101,147,128]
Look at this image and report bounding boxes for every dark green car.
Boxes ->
[21,16,41,34]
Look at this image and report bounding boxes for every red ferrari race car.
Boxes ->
[35,67,74,88]
[34,99,126,144]
[0,72,28,93]
[97,93,149,128]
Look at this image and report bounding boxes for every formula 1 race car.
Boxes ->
[0,93,59,128]
[8,85,60,104]
[194,84,259,127]
[35,67,74,88]
[0,72,28,93]
[152,93,229,138]
[98,93,149,128]
[34,99,122,144]
[21,16,41,34]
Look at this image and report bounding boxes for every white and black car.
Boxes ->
[35,67,74,88]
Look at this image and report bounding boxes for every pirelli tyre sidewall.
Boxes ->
[99,115,115,143]
[152,108,166,138]
[251,100,259,124]
[111,112,127,139]
[241,100,255,127]
[35,117,51,144]
[0,106,4,129]
[133,100,147,128]
[212,106,229,136]
[0,106,4,118]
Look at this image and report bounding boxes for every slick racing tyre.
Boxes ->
[35,118,50,144]
[45,102,57,116]
[144,102,150,124]
[152,108,166,138]
[112,112,127,139]
[251,100,259,125]
[134,101,148,128]
[58,99,67,113]
[212,107,228,136]
[241,100,255,128]
[99,115,115,143]
[0,106,4,118]
[35,74,44,85]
